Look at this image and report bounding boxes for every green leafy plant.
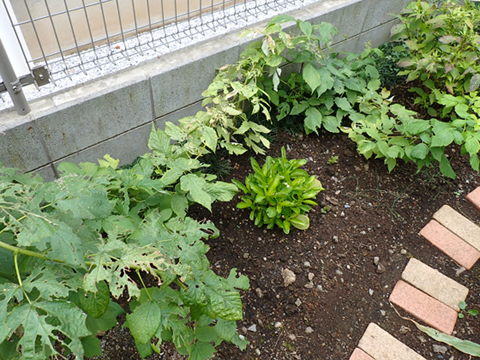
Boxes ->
[327,155,339,165]
[232,147,324,234]
[392,0,480,105]
[0,125,248,360]
[371,41,408,87]
[459,301,479,318]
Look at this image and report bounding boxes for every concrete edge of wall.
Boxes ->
[0,0,411,181]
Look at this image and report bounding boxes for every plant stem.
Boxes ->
[14,252,32,305]
[137,270,153,301]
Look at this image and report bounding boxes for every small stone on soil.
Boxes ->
[303,261,311,267]
[275,322,283,329]
[368,289,374,296]
[288,334,296,341]
[376,263,386,274]
[308,272,315,281]
[295,298,302,307]
[373,256,380,266]
[305,327,314,334]
[433,344,448,354]
[282,268,297,287]
[247,324,257,332]
[255,288,264,298]
[400,249,407,255]
[399,325,410,335]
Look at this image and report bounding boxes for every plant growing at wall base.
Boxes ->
[0,125,248,360]
[232,147,324,234]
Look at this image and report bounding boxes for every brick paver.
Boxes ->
[358,323,426,360]
[419,220,480,269]
[401,258,468,311]
[466,187,480,211]
[349,348,375,360]
[433,205,480,251]
[389,280,457,335]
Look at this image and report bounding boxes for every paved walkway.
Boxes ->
[349,187,480,360]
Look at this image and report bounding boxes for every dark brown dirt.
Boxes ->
[94,126,480,360]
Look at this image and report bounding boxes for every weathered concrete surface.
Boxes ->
[0,0,411,180]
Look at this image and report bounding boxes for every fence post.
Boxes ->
[0,38,30,115]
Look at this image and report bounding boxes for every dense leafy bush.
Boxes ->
[0,125,248,360]
[233,147,323,234]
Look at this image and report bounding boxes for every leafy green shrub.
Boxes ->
[372,41,408,87]
[392,0,480,105]
[232,147,323,234]
[0,125,248,360]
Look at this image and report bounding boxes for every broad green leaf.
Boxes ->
[55,186,113,220]
[440,155,456,179]
[171,194,188,218]
[404,120,431,135]
[335,97,352,112]
[470,154,479,172]
[455,103,471,119]
[386,157,397,172]
[200,126,217,151]
[148,124,171,154]
[465,137,480,155]
[289,214,310,230]
[304,107,323,134]
[323,116,340,133]
[180,174,212,211]
[126,301,162,344]
[194,325,218,342]
[81,336,102,357]
[78,281,110,318]
[344,77,366,92]
[411,143,429,160]
[85,302,124,335]
[215,318,237,342]
[431,131,454,147]
[190,341,216,360]
[468,74,480,92]
[302,63,321,93]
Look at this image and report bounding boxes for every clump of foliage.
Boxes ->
[371,41,408,87]
[392,0,480,105]
[0,125,249,360]
[239,12,480,179]
[232,147,323,234]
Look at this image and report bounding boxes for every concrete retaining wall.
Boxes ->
[0,0,411,181]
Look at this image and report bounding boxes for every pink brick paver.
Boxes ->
[419,220,480,269]
[349,348,375,360]
[466,187,480,211]
[389,280,457,335]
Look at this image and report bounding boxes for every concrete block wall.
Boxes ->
[0,0,411,181]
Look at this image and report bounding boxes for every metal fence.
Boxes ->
[0,0,305,114]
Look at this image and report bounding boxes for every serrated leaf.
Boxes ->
[215,318,237,342]
[148,124,171,153]
[78,281,110,318]
[85,302,124,335]
[411,143,429,160]
[200,126,217,151]
[302,63,321,93]
[191,341,216,360]
[180,174,212,211]
[171,194,188,218]
[466,137,480,156]
[55,186,113,220]
[440,155,456,179]
[304,107,323,134]
[471,154,480,172]
[335,97,352,112]
[431,131,454,147]
[468,74,480,92]
[404,120,431,135]
[126,301,162,344]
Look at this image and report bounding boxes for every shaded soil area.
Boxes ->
[98,127,480,360]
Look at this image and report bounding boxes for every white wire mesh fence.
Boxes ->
[2,0,304,84]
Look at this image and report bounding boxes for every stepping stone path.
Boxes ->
[349,187,480,360]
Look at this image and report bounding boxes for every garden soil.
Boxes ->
[94,127,480,360]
